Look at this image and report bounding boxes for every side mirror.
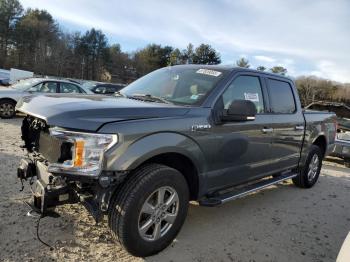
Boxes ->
[221,99,257,121]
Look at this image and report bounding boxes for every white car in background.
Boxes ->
[0,78,93,119]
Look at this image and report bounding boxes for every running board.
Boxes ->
[199,173,298,207]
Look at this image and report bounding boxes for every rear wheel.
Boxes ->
[108,164,189,257]
[0,99,16,119]
[293,145,323,188]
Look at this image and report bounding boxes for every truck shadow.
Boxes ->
[149,170,350,262]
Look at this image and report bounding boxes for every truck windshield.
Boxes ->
[121,67,228,105]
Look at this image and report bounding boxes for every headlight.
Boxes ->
[47,127,118,176]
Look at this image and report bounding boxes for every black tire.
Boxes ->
[0,99,16,119]
[108,163,189,257]
[293,145,323,188]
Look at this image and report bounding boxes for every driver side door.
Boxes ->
[205,74,276,191]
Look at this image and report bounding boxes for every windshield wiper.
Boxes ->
[129,94,172,104]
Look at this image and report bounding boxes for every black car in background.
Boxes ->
[82,81,126,95]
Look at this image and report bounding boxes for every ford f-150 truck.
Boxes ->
[16,65,337,257]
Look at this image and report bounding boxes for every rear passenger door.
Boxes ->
[265,77,305,173]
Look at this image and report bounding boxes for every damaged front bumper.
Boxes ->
[18,157,78,215]
[17,156,126,222]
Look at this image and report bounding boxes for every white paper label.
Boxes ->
[196,69,222,77]
[244,93,259,102]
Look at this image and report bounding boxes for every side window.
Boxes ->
[106,86,118,94]
[60,83,81,93]
[95,86,107,94]
[222,75,265,113]
[267,79,296,114]
[32,82,58,93]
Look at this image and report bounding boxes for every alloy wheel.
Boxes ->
[0,102,15,117]
[138,186,179,241]
[307,154,319,181]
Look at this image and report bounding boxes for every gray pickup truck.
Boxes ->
[16,65,337,257]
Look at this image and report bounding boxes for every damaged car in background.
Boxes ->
[306,101,350,167]
[16,65,337,257]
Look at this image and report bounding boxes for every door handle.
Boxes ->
[261,127,274,133]
[295,125,304,130]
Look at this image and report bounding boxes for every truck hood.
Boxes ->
[16,94,190,131]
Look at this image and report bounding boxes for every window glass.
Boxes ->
[222,75,264,113]
[60,83,81,93]
[106,85,122,93]
[121,67,228,105]
[31,82,58,93]
[94,86,106,94]
[267,79,296,113]
[106,86,117,93]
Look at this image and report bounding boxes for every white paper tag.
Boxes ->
[244,93,259,102]
[196,69,222,77]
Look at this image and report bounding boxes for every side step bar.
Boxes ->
[199,172,298,207]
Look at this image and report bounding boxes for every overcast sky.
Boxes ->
[20,0,350,83]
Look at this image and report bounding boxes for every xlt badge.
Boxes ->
[191,124,212,131]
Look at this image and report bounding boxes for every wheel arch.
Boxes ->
[105,132,206,200]
[143,152,199,200]
[312,135,327,157]
[0,97,17,105]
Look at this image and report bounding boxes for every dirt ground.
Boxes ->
[1,117,349,262]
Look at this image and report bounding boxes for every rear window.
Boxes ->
[267,79,296,114]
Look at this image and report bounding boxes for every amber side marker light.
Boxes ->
[74,140,85,167]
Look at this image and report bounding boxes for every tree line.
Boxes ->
[0,0,349,105]
[234,57,350,106]
[0,0,292,82]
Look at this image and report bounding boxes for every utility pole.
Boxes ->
[81,57,85,79]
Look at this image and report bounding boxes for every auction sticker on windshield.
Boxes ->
[196,69,222,77]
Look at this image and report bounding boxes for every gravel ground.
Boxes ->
[0,117,349,262]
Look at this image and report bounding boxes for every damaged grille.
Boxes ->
[21,116,72,163]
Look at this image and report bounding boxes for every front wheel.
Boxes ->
[108,164,189,257]
[293,145,323,188]
[0,99,16,119]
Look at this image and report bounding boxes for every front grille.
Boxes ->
[38,131,62,163]
[21,115,72,163]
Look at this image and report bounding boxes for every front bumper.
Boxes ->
[17,157,125,221]
[18,158,78,215]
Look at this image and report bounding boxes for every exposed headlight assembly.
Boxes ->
[48,127,118,176]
